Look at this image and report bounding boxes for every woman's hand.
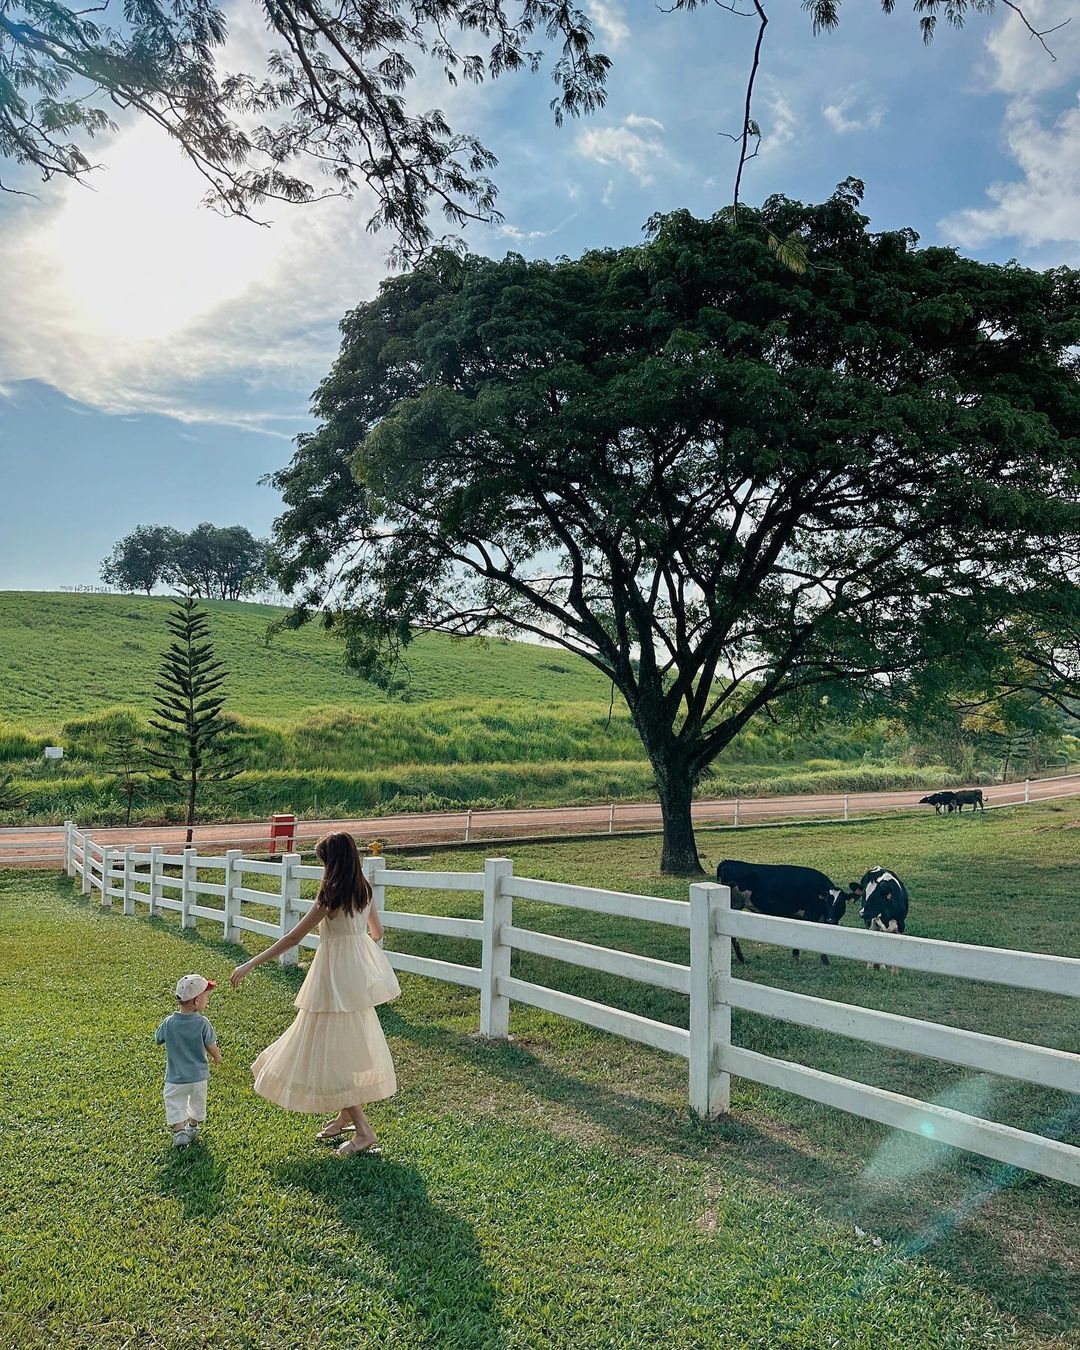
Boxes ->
[230,960,255,989]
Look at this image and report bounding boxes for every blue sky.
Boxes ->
[2,0,1078,589]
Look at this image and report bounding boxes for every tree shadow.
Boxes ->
[155,1139,229,1220]
[380,1006,1079,1342]
[275,1154,506,1349]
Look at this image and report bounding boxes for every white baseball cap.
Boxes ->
[175,973,217,1001]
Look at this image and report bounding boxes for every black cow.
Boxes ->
[850,866,910,973]
[919,791,957,814]
[952,788,986,812]
[717,860,849,965]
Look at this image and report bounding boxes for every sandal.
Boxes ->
[315,1119,354,1143]
[335,1136,381,1158]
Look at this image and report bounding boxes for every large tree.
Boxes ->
[100,524,183,594]
[1,0,1052,257]
[268,182,1080,873]
[174,523,269,600]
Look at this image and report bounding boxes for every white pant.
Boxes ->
[163,1079,208,1127]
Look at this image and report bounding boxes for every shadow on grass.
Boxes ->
[380,1005,1079,1343]
[276,1155,505,1349]
[111,901,1076,1342]
[155,1140,229,1220]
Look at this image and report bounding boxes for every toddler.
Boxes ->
[155,973,221,1147]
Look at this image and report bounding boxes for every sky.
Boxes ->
[2,0,1079,590]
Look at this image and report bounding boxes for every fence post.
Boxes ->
[122,846,135,916]
[80,831,93,895]
[148,846,162,918]
[608,803,615,834]
[63,821,74,877]
[278,853,302,966]
[844,794,850,822]
[363,855,387,922]
[1024,778,1031,803]
[181,847,197,929]
[733,795,740,828]
[480,857,514,1038]
[689,881,732,1118]
[100,848,114,910]
[223,848,242,943]
[465,808,473,844]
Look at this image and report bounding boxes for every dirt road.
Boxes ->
[4,772,1078,864]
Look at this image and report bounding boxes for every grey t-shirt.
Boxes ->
[155,1011,217,1084]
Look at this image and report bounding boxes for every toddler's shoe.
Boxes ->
[187,1122,201,1139]
[171,1128,191,1148]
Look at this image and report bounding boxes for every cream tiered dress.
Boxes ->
[251,904,400,1112]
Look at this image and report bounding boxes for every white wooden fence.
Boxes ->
[62,822,1080,1187]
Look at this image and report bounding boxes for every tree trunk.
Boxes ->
[186,770,197,845]
[655,760,704,877]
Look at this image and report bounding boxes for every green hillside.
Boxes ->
[0,591,610,722]
[0,591,959,825]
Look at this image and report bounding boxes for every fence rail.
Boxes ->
[60,821,1080,1187]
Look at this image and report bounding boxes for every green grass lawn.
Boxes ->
[2,801,1078,1347]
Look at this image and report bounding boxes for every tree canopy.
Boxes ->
[100,522,270,599]
[268,181,1080,872]
[2,0,1047,257]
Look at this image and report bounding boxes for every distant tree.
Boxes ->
[100,525,183,595]
[268,183,1080,875]
[146,595,242,842]
[174,524,269,601]
[102,722,150,827]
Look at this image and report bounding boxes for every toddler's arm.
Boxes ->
[208,1043,223,1065]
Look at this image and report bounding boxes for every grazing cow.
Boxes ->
[717,860,850,965]
[850,867,910,973]
[951,788,986,812]
[919,791,957,815]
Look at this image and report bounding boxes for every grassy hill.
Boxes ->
[0,591,611,721]
[0,591,958,825]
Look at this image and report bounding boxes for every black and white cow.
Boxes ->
[850,866,910,972]
[716,860,850,965]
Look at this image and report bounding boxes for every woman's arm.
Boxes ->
[367,903,384,943]
[230,903,325,987]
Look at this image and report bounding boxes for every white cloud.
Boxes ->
[823,89,885,134]
[589,0,631,48]
[941,1,1080,253]
[0,118,388,431]
[942,95,1080,251]
[576,115,668,184]
[760,90,798,156]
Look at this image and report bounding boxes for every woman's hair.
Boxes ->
[314,832,371,916]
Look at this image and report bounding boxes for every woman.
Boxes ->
[231,832,400,1156]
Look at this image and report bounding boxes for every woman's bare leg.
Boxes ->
[334,1105,378,1155]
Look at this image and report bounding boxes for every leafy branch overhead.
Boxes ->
[1,0,1061,257]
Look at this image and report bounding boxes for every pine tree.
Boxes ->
[147,596,242,843]
[103,724,150,827]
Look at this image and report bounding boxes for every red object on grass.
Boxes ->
[270,813,296,855]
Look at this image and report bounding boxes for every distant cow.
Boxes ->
[850,867,910,973]
[952,788,986,812]
[919,791,957,814]
[717,860,849,965]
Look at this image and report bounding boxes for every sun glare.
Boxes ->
[41,123,280,342]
